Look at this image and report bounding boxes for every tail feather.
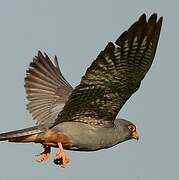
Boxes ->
[0,126,42,141]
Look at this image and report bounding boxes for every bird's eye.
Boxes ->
[128,124,136,132]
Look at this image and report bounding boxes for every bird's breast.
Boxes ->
[51,122,119,151]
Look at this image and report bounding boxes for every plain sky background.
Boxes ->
[0,0,178,180]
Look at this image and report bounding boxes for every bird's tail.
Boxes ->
[0,126,43,143]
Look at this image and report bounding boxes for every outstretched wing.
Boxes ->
[54,14,163,127]
[25,51,73,126]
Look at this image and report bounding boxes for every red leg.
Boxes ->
[54,142,70,168]
[36,145,51,163]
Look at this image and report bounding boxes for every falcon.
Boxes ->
[0,14,162,168]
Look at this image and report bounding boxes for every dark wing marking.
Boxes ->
[53,14,162,127]
[25,51,73,126]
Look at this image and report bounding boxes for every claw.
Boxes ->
[53,158,63,165]
[36,145,51,163]
[54,142,70,168]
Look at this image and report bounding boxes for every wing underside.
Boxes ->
[25,51,73,126]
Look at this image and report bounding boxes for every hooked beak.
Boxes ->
[131,130,139,141]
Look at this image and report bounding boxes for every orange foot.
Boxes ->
[36,145,51,163]
[54,142,70,168]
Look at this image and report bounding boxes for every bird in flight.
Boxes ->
[0,13,162,168]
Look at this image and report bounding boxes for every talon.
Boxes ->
[36,145,51,163]
[54,142,70,168]
[53,158,63,165]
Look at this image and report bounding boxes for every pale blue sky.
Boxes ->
[0,0,178,180]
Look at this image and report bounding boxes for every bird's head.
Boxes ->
[114,119,139,142]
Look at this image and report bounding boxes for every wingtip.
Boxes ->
[44,52,50,59]
[148,13,157,23]
[139,13,146,22]
[115,13,163,45]
[54,55,61,72]
[54,55,58,64]
[139,13,163,24]
[158,16,163,25]
[37,50,43,57]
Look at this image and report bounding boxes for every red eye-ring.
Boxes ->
[128,124,136,133]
